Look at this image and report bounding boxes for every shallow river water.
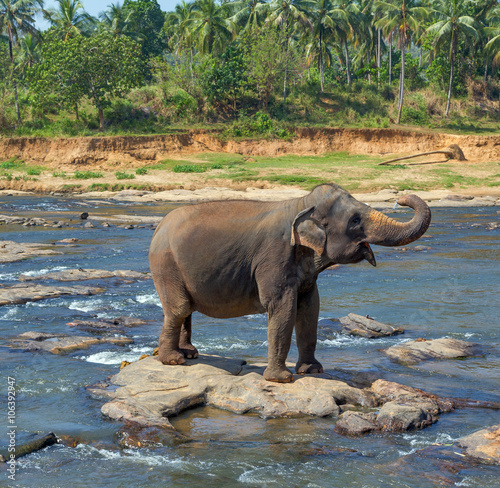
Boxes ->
[0,196,499,488]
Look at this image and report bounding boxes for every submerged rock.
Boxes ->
[384,337,482,364]
[19,268,151,282]
[11,331,132,354]
[67,316,147,333]
[0,284,104,306]
[319,313,404,338]
[93,355,464,435]
[0,240,62,263]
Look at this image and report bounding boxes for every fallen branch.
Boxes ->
[0,432,58,462]
[379,144,466,166]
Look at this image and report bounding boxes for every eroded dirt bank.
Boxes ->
[1,127,500,167]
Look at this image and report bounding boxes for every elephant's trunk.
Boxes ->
[364,194,431,247]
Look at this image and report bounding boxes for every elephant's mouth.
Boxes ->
[360,242,376,267]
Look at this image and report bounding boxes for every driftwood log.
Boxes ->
[0,432,58,462]
[379,144,466,166]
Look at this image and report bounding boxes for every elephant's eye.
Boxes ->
[350,215,361,226]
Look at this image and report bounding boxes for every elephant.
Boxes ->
[149,183,431,383]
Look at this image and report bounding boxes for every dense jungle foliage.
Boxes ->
[1,0,500,136]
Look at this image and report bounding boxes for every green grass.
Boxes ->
[115,171,135,180]
[173,164,208,173]
[0,157,24,169]
[61,184,82,191]
[73,171,104,179]
[135,168,148,175]
[87,183,152,191]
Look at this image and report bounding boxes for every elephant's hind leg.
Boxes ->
[152,252,193,365]
[179,314,198,359]
[159,312,188,365]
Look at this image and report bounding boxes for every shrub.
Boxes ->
[115,171,135,179]
[73,171,103,179]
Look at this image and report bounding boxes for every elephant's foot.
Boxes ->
[180,343,199,359]
[295,361,323,375]
[158,348,186,366]
[263,366,294,383]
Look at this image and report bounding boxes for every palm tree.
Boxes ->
[16,32,40,73]
[425,0,478,117]
[0,0,43,124]
[99,2,141,41]
[329,0,360,86]
[228,0,268,34]
[164,0,195,54]
[45,0,95,41]
[306,0,337,92]
[484,5,500,109]
[190,0,235,55]
[268,0,314,100]
[376,0,430,124]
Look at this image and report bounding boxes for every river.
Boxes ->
[0,195,499,487]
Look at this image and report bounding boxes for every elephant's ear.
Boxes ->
[291,207,326,255]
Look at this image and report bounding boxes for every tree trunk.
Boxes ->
[98,106,105,130]
[483,61,488,83]
[367,52,371,84]
[377,27,381,87]
[397,40,405,125]
[389,33,392,85]
[8,37,22,125]
[344,40,351,86]
[319,33,324,93]
[445,38,455,118]
[75,103,79,120]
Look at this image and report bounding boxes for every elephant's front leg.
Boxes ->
[295,284,323,375]
[263,288,297,383]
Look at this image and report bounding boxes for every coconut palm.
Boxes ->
[425,0,478,117]
[16,32,40,72]
[0,0,43,123]
[190,0,235,55]
[268,0,314,100]
[45,0,95,40]
[228,0,268,34]
[305,0,337,92]
[329,0,360,86]
[99,2,141,41]
[375,0,430,124]
[164,0,195,54]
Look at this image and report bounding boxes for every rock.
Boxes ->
[19,268,151,282]
[334,379,455,436]
[92,355,464,435]
[334,411,379,435]
[116,424,185,448]
[83,222,94,228]
[93,356,382,428]
[376,401,435,431]
[10,332,132,354]
[319,313,404,338]
[67,316,147,334]
[80,212,89,220]
[444,194,474,201]
[0,241,62,263]
[0,284,104,306]
[457,425,500,464]
[58,238,78,244]
[384,337,482,364]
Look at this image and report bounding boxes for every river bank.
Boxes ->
[1,127,500,199]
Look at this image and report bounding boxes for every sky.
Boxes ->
[36,0,180,30]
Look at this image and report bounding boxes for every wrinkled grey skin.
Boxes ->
[149,184,431,383]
